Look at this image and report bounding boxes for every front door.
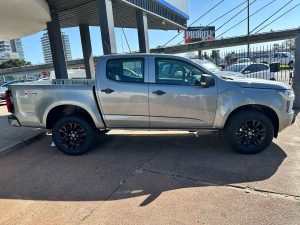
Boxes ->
[149,58,217,129]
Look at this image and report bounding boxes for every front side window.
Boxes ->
[106,59,144,83]
[156,59,203,85]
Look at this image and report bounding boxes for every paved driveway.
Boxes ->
[1,113,300,225]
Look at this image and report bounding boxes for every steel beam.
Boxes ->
[293,35,300,109]
[46,10,68,79]
[99,0,117,55]
[79,24,95,79]
[136,10,150,53]
[151,28,300,54]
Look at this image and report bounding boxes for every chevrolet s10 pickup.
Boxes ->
[5,54,295,155]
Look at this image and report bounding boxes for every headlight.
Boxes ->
[279,89,294,98]
[283,90,294,97]
[279,90,294,113]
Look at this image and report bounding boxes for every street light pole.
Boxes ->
[247,0,250,57]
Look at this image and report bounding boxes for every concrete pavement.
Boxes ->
[0,111,299,225]
[0,105,45,155]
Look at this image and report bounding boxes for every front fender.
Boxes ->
[213,87,282,129]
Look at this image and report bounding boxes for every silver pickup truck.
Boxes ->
[5,54,295,155]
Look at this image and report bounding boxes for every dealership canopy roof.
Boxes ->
[0,0,51,40]
[0,0,188,40]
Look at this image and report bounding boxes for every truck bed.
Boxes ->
[8,79,104,129]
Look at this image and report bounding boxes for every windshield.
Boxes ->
[224,64,246,72]
[192,59,221,73]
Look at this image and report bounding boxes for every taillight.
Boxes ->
[4,90,14,113]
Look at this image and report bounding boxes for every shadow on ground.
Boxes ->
[0,131,286,205]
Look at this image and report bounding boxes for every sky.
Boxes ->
[21,0,300,64]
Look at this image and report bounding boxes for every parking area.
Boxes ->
[0,105,45,154]
[0,106,300,225]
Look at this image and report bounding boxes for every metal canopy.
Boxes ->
[0,0,51,40]
[46,0,187,30]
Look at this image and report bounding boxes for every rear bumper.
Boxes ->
[8,115,21,127]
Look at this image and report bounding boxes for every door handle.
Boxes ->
[101,88,114,94]
[152,90,166,96]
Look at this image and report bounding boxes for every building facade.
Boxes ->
[41,32,72,63]
[10,39,25,60]
[0,40,12,53]
[0,39,24,63]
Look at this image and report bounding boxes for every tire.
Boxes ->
[269,78,276,81]
[226,110,274,154]
[52,115,96,156]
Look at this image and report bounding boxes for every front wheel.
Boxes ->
[226,111,274,154]
[52,115,96,155]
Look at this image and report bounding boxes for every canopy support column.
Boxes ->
[136,10,150,53]
[46,10,68,79]
[293,35,300,108]
[79,24,95,79]
[99,0,117,55]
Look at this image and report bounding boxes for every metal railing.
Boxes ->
[197,42,295,84]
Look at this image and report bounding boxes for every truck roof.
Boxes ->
[98,53,185,59]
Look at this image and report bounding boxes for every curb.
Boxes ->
[0,132,46,156]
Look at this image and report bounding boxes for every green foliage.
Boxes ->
[0,59,31,69]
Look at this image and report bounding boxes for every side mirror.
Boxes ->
[270,62,280,73]
[200,74,215,88]
[243,70,251,74]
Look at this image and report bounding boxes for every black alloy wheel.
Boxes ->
[52,115,96,155]
[234,120,267,148]
[226,110,274,154]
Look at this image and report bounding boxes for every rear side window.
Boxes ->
[106,59,144,83]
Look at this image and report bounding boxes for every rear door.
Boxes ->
[97,57,149,128]
[148,58,217,129]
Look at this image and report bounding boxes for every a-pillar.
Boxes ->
[136,10,150,53]
[47,9,68,79]
[99,0,117,55]
[79,24,95,79]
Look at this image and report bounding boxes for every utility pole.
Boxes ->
[247,0,250,57]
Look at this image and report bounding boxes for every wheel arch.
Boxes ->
[224,104,279,137]
[44,103,99,129]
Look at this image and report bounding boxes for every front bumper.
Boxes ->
[278,110,295,132]
[291,112,296,125]
[8,115,21,127]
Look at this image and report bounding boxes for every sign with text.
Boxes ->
[184,26,215,44]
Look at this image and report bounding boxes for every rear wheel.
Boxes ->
[52,115,96,155]
[226,110,274,154]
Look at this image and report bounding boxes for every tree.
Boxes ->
[0,59,31,69]
[210,50,220,64]
[225,52,235,65]
[203,52,209,60]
